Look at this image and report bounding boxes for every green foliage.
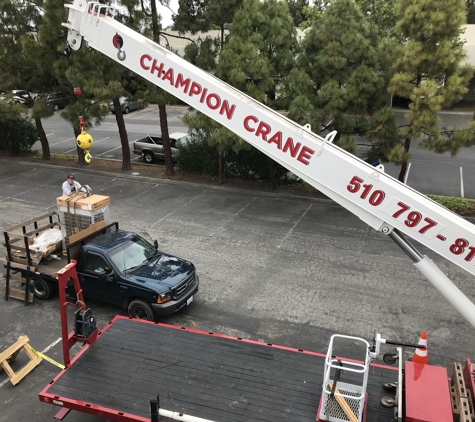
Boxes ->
[386,0,475,181]
[287,0,310,27]
[288,0,392,152]
[0,114,38,155]
[427,195,475,216]
[176,133,219,175]
[226,147,290,181]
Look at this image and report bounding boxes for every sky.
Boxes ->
[160,0,178,28]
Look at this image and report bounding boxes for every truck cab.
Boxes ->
[70,228,199,320]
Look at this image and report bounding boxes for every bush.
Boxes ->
[176,136,219,175]
[427,194,475,216]
[0,115,38,155]
[225,147,289,182]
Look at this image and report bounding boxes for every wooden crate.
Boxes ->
[56,194,110,211]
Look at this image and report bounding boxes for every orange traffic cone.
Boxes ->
[412,331,428,364]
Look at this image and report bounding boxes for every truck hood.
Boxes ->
[129,252,194,291]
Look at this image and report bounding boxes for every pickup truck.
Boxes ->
[132,131,189,163]
[3,220,199,320]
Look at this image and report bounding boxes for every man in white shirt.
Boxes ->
[62,174,86,196]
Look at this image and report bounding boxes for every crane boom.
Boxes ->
[63,1,475,327]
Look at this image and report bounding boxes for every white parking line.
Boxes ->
[97,139,136,157]
[63,137,109,153]
[0,176,65,204]
[211,197,257,235]
[277,204,313,249]
[0,337,62,389]
[121,184,160,205]
[45,133,53,137]
[0,167,36,183]
[151,191,206,227]
[50,137,75,146]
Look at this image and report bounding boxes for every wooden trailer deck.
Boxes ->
[40,316,397,422]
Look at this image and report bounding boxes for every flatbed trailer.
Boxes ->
[39,315,396,422]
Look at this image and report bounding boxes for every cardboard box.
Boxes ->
[56,194,110,211]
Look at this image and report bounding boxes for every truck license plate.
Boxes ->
[187,296,193,306]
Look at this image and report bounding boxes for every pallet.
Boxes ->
[451,362,475,422]
[0,336,42,385]
[2,274,34,303]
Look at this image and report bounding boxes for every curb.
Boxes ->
[4,159,475,222]
[2,159,335,205]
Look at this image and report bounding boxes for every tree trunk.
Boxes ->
[267,157,277,189]
[111,97,131,171]
[150,0,173,177]
[69,92,86,165]
[219,152,224,184]
[35,118,50,160]
[398,136,412,183]
[158,103,175,177]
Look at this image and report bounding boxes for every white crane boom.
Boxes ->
[63,1,475,327]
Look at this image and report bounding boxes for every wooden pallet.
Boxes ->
[451,362,475,422]
[1,274,33,303]
[0,336,42,385]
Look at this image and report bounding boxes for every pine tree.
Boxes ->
[288,0,391,155]
[388,0,475,182]
[218,0,297,188]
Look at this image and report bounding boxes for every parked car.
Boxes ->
[0,90,37,107]
[45,92,70,111]
[109,96,143,114]
[133,132,190,163]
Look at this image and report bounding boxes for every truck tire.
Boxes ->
[128,299,155,321]
[124,106,130,114]
[143,151,154,164]
[30,276,53,300]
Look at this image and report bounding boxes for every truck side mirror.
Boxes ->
[154,239,158,249]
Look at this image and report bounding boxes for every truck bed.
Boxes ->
[40,316,396,421]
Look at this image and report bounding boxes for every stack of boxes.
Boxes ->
[56,194,111,254]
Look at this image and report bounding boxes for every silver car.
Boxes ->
[109,96,143,114]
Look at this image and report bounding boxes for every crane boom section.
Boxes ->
[64,2,475,277]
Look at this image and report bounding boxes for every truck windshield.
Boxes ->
[107,236,157,273]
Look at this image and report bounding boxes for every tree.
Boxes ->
[467,0,475,23]
[174,0,243,51]
[288,0,392,156]
[218,0,298,188]
[287,0,309,27]
[387,0,475,182]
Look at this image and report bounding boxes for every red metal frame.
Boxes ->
[40,262,399,421]
[55,260,98,367]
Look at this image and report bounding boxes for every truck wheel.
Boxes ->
[128,299,155,321]
[53,104,59,111]
[124,106,130,114]
[143,151,154,164]
[30,276,53,300]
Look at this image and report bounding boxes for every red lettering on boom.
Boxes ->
[189,82,201,97]
[206,93,220,110]
[242,115,314,164]
[162,68,174,85]
[139,54,236,121]
[175,74,191,93]
[282,138,301,158]
[256,122,271,141]
[220,101,235,120]
[268,132,282,150]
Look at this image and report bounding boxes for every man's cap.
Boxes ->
[67,174,74,179]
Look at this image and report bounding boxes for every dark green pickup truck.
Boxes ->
[8,223,198,320]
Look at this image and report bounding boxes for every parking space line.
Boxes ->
[277,204,313,249]
[50,137,75,146]
[151,191,206,227]
[97,139,136,157]
[0,176,66,204]
[121,184,160,205]
[63,137,109,153]
[0,167,36,183]
[0,337,62,389]
[212,197,257,235]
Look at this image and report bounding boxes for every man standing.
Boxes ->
[62,174,86,196]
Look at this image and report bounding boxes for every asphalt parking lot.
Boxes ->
[1,160,475,421]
